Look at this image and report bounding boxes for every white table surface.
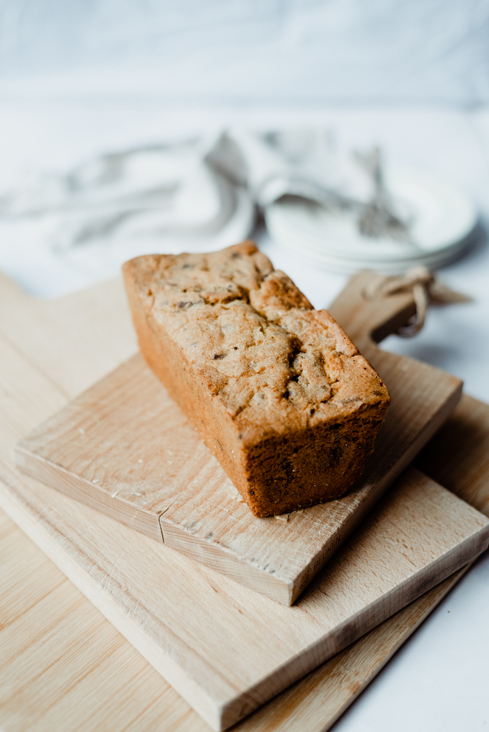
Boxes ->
[0,100,488,731]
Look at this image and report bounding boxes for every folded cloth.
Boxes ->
[0,128,409,277]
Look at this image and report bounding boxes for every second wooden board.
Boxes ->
[2,464,488,731]
[16,271,463,604]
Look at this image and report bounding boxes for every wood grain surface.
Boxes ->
[3,460,489,730]
[1,270,489,732]
[0,504,471,732]
[15,271,462,604]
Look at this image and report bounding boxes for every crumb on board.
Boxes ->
[223,481,244,503]
[275,508,305,522]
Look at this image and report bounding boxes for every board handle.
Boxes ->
[328,271,417,358]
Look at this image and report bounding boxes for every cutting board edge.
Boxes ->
[315,564,471,732]
[159,515,295,605]
[14,443,165,544]
[220,516,489,729]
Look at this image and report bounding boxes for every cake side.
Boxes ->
[122,242,390,517]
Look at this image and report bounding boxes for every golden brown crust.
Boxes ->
[122,242,390,517]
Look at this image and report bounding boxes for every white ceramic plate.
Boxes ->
[265,165,477,273]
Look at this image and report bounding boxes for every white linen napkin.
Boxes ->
[0,128,403,277]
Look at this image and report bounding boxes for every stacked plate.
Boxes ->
[265,165,477,274]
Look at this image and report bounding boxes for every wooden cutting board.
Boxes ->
[3,450,489,731]
[1,274,488,731]
[14,271,462,604]
[1,272,489,732]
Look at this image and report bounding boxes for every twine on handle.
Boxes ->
[364,266,471,337]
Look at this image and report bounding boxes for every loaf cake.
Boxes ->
[122,242,390,517]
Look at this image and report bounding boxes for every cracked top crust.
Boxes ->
[124,242,390,443]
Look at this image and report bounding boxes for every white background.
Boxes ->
[0,2,488,730]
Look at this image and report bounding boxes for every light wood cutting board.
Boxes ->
[14,271,462,604]
[1,271,488,732]
[3,449,489,731]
